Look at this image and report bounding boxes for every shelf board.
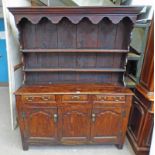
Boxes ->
[128,52,140,61]
[21,49,129,53]
[24,68,125,73]
[128,74,137,82]
[125,76,136,88]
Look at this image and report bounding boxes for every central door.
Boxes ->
[59,105,91,144]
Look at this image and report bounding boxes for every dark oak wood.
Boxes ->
[21,49,129,53]
[24,107,58,140]
[59,105,91,144]
[10,7,142,150]
[91,106,122,144]
[9,7,142,86]
[9,6,142,25]
[140,20,154,93]
[127,18,154,155]
[23,68,126,72]
[15,83,133,95]
[15,84,133,150]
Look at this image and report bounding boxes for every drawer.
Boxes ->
[62,95,88,102]
[95,95,125,102]
[22,95,55,103]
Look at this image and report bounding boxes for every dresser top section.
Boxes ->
[15,84,133,95]
[8,6,143,25]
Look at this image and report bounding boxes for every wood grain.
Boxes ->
[11,7,141,150]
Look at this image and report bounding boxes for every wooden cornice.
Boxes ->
[8,6,143,25]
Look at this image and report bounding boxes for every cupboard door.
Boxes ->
[23,107,58,143]
[128,97,145,143]
[59,105,91,144]
[91,107,122,144]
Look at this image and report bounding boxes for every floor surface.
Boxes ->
[0,87,135,155]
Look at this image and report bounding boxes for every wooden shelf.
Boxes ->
[128,52,140,61]
[21,49,129,53]
[13,6,141,86]
[24,68,125,73]
[124,76,136,88]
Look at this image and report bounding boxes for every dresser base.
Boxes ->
[15,84,133,150]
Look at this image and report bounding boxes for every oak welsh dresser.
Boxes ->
[9,7,142,150]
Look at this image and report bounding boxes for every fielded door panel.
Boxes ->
[23,107,58,143]
[59,105,91,144]
[128,97,145,143]
[91,107,123,144]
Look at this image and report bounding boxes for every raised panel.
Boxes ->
[24,108,58,141]
[91,107,122,143]
[128,97,145,142]
[141,113,153,147]
[60,106,91,143]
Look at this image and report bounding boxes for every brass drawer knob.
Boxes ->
[99,96,106,101]
[53,114,58,123]
[26,96,34,102]
[92,113,96,122]
[115,97,120,101]
[71,95,80,100]
[42,96,50,101]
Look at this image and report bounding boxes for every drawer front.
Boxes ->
[62,95,88,102]
[95,95,125,102]
[22,95,55,103]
